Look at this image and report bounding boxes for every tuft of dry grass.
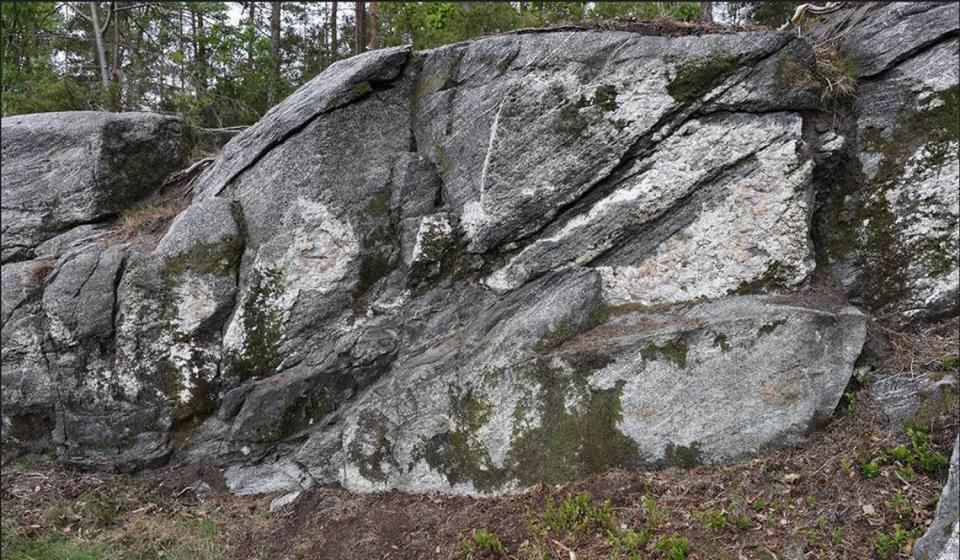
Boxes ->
[814,41,860,105]
[114,200,188,240]
[26,259,56,287]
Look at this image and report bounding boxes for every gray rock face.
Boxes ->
[816,2,959,324]
[1,12,954,496]
[0,111,186,263]
[915,436,960,560]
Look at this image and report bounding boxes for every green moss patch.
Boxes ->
[667,50,740,103]
[160,235,244,281]
[228,267,284,382]
[641,337,689,368]
[507,360,643,487]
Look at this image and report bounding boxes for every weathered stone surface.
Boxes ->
[816,3,959,324]
[300,295,864,495]
[5,14,955,496]
[0,111,186,263]
[839,2,959,78]
[915,435,960,560]
[870,374,959,431]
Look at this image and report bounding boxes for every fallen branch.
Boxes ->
[779,2,846,32]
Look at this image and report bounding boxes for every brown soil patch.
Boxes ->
[3,400,956,560]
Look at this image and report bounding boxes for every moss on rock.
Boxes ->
[667,50,740,103]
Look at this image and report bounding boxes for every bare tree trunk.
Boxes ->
[369,1,378,49]
[699,2,714,23]
[354,1,365,55]
[195,8,207,91]
[331,1,338,61]
[268,2,281,107]
[247,2,256,67]
[90,3,111,92]
[111,2,120,81]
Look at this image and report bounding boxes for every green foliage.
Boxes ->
[908,428,949,474]
[642,494,666,525]
[542,493,617,536]
[859,458,880,479]
[873,524,918,559]
[607,527,651,558]
[695,508,727,532]
[655,535,692,560]
[459,528,507,558]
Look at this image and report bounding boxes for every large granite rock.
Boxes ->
[1,11,954,496]
[0,111,186,263]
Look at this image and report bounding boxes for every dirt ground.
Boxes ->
[3,320,958,560]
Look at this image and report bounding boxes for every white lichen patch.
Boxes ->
[172,273,217,334]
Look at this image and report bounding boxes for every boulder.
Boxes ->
[0,111,186,263]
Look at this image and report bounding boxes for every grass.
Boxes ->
[459,528,508,558]
[111,199,188,243]
[813,40,859,105]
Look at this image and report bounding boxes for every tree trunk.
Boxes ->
[268,1,281,107]
[369,1,378,50]
[331,1,338,62]
[247,2,256,67]
[354,1,365,55]
[699,2,714,23]
[195,8,207,91]
[111,2,120,82]
[90,2,111,93]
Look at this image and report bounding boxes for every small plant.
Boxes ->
[804,494,818,507]
[814,41,859,104]
[909,428,948,473]
[884,490,910,515]
[656,535,692,560]
[460,528,507,558]
[696,508,726,532]
[543,493,616,536]
[896,464,917,482]
[831,527,842,547]
[940,354,958,370]
[642,494,666,526]
[873,524,917,559]
[734,515,750,531]
[839,458,854,474]
[891,445,912,464]
[750,498,766,513]
[859,458,881,479]
[608,527,650,558]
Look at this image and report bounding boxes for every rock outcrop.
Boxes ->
[1,2,957,497]
[915,436,960,560]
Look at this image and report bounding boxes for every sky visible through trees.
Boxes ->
[1,2,798,128]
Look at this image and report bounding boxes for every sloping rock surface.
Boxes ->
[1,2,956,496]
[0,112,186,263]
